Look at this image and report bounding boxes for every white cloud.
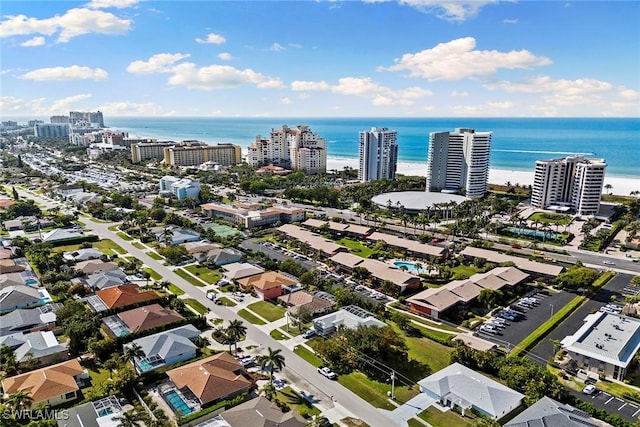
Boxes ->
[20,36,45,47]
[486,100,514,109]
[332,77,386,96]
[50,93,93,112]
[291,80,330,91]
[96,101,175,116]
[619,87,640,101]
[398,1,499,22]
[126,53,191,74]
[20,65,108,81]
[195,32,226,44]
[167,63,284,90]
[382,37,552,81]
[502,18,518,24]
[0,8,132,43]
[484,76,613,96]
[451,100,515,116]
[288,43,302,49]
[1,94,95,115]
[399,86,433,99]
[86,0,140,9]
[218,52,234,61]
[270,42,285,51]
[317,77,434,106]
[450,90,469,97]
[280,97,292,105]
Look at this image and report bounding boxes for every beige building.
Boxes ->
[131,141,174,162]
[163,142,241,167]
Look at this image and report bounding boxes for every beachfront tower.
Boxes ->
[531,155,606,215]
[426,128,492,198]
[358,127,398,182]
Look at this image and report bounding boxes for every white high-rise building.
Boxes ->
[426,128,491,198]
[247,125,326,174]
[358,127,398,182]
[531,155,606,215]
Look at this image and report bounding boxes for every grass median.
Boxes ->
[184,298,208,315]
[511,295,586,357]
[238,309,266,325]
[175,268,207,287]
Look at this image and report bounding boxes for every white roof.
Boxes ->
[561,311,640,368]
[418,363,524,419]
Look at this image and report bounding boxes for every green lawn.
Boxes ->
[167,284,185,295]
[80,360,112,402]
[294,345,324,366]
[116,231,133,241]
[238,309,267,325]
[528,211,572,225]
[276,387,321,418]
[176,268,207,287]
[184,298,208,315]
[418,406,473,427]
[281,325,302,336]
[336,237,374,258]
[107,225,120,231]
[52,243,83,253]
[144,268,162,281]
[270,329,289,340]
[338,371,418,410]
[185,264,221,284]
[94,239,127,255]
[131,241,145,249]
[218,296,236,307]
[451,264,481,280]
[247,301,285,322]
[394,324,453,375]
[146,251,164,260]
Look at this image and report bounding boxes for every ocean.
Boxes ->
[106,117,640,179]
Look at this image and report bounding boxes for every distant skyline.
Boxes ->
[1,0,639,118]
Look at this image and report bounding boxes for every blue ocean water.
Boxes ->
[107,117,640,178]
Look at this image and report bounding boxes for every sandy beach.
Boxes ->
[326,156,640,197]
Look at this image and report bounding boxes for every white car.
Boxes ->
[318,366,337,380]
[302,329,316,339]
[582,384,597,395]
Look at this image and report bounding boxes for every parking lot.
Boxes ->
[586,389,640,420]
[478,288,576,352]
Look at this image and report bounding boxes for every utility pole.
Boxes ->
[390,371,396,400]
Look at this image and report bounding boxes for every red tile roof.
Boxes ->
[96,284,158,309]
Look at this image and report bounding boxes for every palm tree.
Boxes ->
[123,343,145,366]
[5,390,33,412]
[162,226,174,247]
[114,410,144,427]
[259,347,286,385]
[226,319,247,353]
[605,183,613,195]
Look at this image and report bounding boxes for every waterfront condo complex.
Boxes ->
[531,155,606,215]
[358,127,398,183]
[247,125,327,174]
[163,141,242,167]
[426,128,492,198]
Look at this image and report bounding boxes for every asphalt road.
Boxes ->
[79,218,396,427]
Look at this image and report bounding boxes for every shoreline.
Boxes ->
[326,157,640,197]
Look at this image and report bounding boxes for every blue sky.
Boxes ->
[1,0,639,118]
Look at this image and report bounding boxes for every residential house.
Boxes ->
[0,285,49,313]
[222,262,265,281]
[124,324,200,374]
[165,352,254,410]
[0,248,13,260]
[0,259,26,274]
[72,269,129,291]
[0,307,57,336]
[561,311,640,381]
[73,259,119,275]
[183,241,220,256]
[63,248,104,262]
[1,359,86,407]
[237,271,296,300]
[102,304,184,338]
[205,395,306,427]
[41,228,85,244]
[0,330,68,366]
[153,226,201,245]
[418,362,524,420]
[3,219,23,231]
[504,396,609,427]
[201,247,244,266]
[278,290,334,318]
[57,396,125,427]
[87,284,159,312]
[313,305,385,336]
[56,184,83,197]
[408,266,529,319]
[330,252,421,294]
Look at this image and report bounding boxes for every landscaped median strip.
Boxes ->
[175,268,207,287]
[237,309,267,325]
[510,295,586,357]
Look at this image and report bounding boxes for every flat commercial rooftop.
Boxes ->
[371,191,467,212]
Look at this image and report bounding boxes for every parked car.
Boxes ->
[582,384,597,395]
[302,329,316,339]
[318,366,337,380]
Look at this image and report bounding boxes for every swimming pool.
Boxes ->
[163,389,194,416]
[393,261,426,274]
